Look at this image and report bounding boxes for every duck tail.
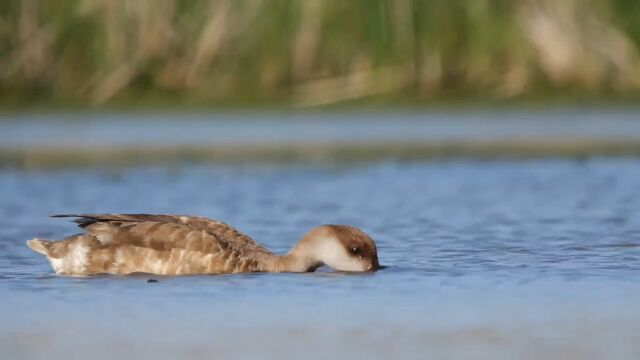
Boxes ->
[27,238,52,256]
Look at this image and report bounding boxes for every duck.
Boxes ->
[26,214,380,276]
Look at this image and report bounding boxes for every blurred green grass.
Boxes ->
[1,0,639,108]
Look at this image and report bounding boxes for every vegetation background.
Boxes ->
[1,0,639,108]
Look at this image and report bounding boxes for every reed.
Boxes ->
[0,0,638,107]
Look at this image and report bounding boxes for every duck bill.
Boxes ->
[369,256,382,271]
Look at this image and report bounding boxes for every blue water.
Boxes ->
[2,109,640,149]
[2,159,640,359]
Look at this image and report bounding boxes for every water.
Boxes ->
[1,159,640,359]
[2,109,640,149]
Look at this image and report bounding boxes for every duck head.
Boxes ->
[292,225,380,272]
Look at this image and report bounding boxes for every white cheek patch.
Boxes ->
[316,238,366,272]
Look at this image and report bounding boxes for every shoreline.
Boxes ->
[3,138,640,169]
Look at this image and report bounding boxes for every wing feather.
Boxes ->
[51,214,271,255]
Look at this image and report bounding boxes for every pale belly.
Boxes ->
[50,244,260,276]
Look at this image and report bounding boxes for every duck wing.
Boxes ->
[51,214,272,255]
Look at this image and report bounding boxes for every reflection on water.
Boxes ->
[1,159,640,359]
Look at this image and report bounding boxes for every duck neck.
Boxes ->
[264,251,317,273]
[267,236,324,272]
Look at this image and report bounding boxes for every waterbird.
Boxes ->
[27,214,380,276]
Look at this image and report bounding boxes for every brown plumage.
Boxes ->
[27,214,380,276]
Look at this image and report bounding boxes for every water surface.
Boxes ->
[1,159,640,359]
[2,109,640,148]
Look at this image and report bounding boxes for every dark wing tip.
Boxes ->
[50,214,100,228]
[50,213,176,229]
